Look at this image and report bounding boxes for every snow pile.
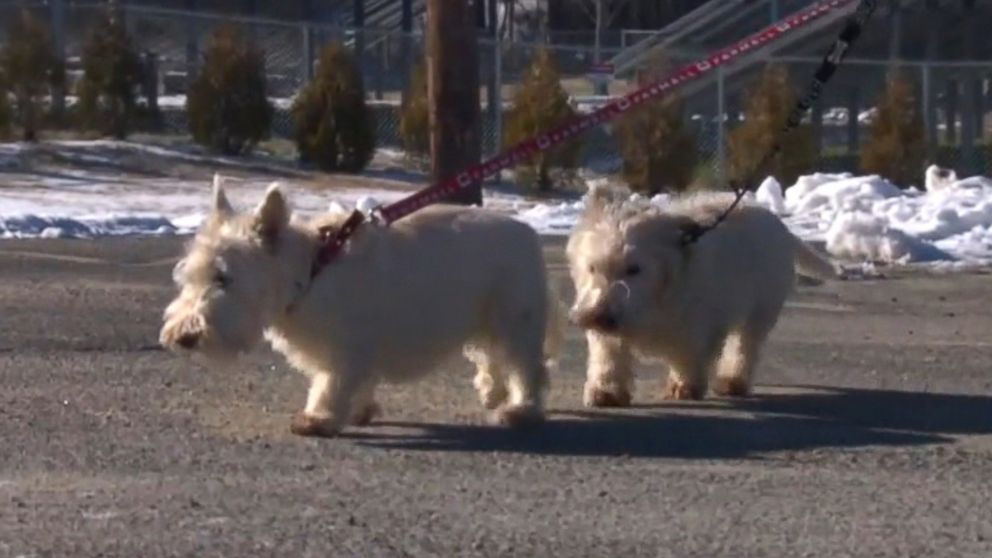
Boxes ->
[511,171,992,267]
[925,164,958,192]
[755,176,786,215]
[514,200,587,235]
[823,211,949,263]
[753,171,992,265]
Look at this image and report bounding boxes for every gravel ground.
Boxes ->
[1,236,991,558]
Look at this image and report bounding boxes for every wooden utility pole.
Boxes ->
[426,0,482,206]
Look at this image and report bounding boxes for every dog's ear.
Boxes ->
[583,183,620,217]
[212,174,234,218]
[581,184,623,226]
[253,182,290,242]
[585,183,611,209]
[649,217,697,298]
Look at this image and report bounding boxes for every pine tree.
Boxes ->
[860,70,926,187]
[77,9,145,139]
[186,24,272,156]
[0,9,65,141]
[614,53,699,195]
[727,64,815,188]
[291,42,376,172]
[503,47,583,192]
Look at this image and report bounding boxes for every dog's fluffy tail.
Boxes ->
[543,283,567,368]
[792,235,838,280]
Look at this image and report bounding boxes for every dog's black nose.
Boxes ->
[570,308,619,331]
[592,313,618,331]
[176,332,200,349]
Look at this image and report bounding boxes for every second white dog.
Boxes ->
[566,188,836,405]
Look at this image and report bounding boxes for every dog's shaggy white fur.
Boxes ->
[160,176,563,437]
[566,187,837,405]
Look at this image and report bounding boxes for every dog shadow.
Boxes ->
[350,386,992,459]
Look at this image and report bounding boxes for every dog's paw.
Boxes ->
[712,376,751,397]
[478,386,509,410]
[350,402,382,426]
[493,404,545,430]
[583,386,632,408]
[290,412,342,438]
[662,379,706,401]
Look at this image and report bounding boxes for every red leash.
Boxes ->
[310,0,861,277]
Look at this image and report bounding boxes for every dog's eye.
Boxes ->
[588,264,597,274]
[626,264,641,277]
[213,271,231,289]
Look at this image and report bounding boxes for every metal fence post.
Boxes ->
[401,0,413,96]
[185,0,200,89]
[962,73,977,173]
[971,69,985,145]
[812,96,824,162]
[353,0,365,69]
[143,51,160,113]
[944,79,958,145]
[716,65,726,185]
[493,37,503,173]
[593,0,608,96]
[301,22,313,84]
[847,88,859,155]
[373,33,384,100]
[888,1,902,60]
[50,0,66,119]
[922,62,936,161]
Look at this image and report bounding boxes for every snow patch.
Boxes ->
[3,141,992,269]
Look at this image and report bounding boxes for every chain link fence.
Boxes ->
[716,57,992,182]
[1,1,990,187]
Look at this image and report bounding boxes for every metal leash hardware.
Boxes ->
[310,209,366,278]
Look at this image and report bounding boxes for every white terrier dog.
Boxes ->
[566,187,836,405]
[160,176,562,437]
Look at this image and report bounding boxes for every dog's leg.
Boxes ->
[583,331,634,407]
[713,329,765,398]
[497,357,548,429]
[290,368,368,437]
[291,372,339,437]
[470,351,509,410]
[662,346,712,401]
[349,380,382,426]
[484,305,546,428]
[663,364,709,400]
[663,326,729,401]
[492,334,548,428]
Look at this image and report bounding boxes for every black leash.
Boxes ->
[680,0,880,246]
